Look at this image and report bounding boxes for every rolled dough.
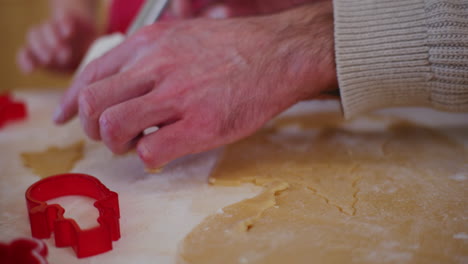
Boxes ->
[179,113,468,264]
[21,141,84,178]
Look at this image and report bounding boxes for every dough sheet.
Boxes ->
[179,113,468,264]
[21,141,84,178]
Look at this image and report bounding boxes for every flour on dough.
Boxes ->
[179,112,468,264]
[21,141,85,178]
[145,167,164,174]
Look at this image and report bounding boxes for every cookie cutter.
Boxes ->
[0,237,48,264]
[25,173,120,258]
[0,93,27,128]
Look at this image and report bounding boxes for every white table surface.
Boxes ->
[1,90,467,263]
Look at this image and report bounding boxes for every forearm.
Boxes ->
[273,1,337,100]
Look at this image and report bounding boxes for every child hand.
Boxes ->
[17,10,97,74]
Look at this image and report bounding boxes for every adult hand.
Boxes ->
[168,0,325,19]
[55,1,337,169]
[16,9,97,74]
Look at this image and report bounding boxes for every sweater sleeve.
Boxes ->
[333,0,468,118]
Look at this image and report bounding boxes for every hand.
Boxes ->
[168,0,326,19]
[54,1,337,169]
[16,10,97,74]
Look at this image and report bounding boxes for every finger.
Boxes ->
[42,22,68,68]
[54,37,138,124]
[54,11,74,38]
[136,120,197,169]
[56,45,72,66]
[27,25,53,65]
[99,94,179,154]
[44,20,72,67]
[16,47,37,74]
[42,21,60,49]
[78,71,155,140]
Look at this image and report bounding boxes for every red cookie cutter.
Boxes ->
[0,93,27,128]
[25,173,120,258]
[0,238,48,264]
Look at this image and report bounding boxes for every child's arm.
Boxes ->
[17,0,100,74]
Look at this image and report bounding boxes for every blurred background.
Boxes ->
[0,0,106,92]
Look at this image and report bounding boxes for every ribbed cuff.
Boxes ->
[333,0,433,118]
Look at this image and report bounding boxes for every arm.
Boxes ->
[53,1,337,168]
[168,0,325,19]
[334,0,468,117]
[17,0,99,74]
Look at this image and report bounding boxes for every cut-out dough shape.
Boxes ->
[179,113,468,264]
[21,141,85,178]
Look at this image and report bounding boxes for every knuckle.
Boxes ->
[153,21,172,33]
[137,143,156,166]
[99,111,123,147]
[78,87,96,118]
[132,27,153,45]
[133,22,172,45]
[82,61,99,83]
[41,47,53,62]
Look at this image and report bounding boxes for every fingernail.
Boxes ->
[53,106,63,123]
[137,143,149,160]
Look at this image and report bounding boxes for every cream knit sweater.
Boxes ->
[333,0,468,117]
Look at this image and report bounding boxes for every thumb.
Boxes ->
[136,121,196,169]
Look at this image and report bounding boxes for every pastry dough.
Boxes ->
[179,113,467,264]
[21,141,84,178]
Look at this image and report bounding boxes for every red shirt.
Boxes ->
[107,0,144,33]
[107,0,209,33]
